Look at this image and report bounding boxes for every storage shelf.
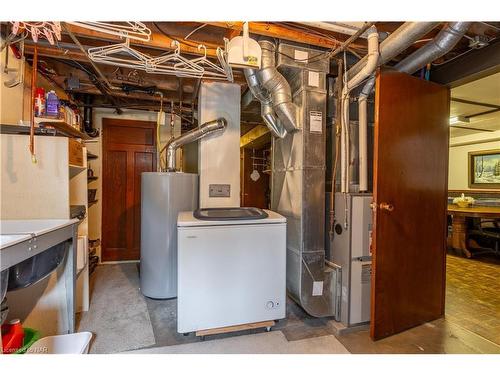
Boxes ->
[36,117,90,140]
[87,176,98,182]
[87,152,98,160]
[88,200,98,208]
[69,164,86,178]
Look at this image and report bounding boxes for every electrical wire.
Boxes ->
[185,23,208,40]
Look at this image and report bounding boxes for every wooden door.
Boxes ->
[240,148,270,208]
[371,68,450,340]
[102,118,156,261]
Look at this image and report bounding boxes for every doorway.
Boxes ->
[101,118,157,262]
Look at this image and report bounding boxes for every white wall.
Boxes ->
[86,108,180,262]
[448,130,500,191]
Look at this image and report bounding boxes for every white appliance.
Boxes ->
[177,209,286,333]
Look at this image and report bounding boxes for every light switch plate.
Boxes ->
[209,184,231,197]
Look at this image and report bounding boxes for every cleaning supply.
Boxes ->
[34,87,45,117]
[45,90,60,117]
[2,318,25,354]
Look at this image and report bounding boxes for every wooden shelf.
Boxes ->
[87,176,98,182]
[87,152,98,160]
[88,200,98,208]
[69,164,86,178]
[36,117,90,140]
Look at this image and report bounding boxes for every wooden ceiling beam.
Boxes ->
[63,24,220,58]
[206,22,343,50]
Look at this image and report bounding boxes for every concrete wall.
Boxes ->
[448,130,500,191]
[87,108,181,262]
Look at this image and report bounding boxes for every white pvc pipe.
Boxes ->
[358,96,368,192]
[340,27,379,193]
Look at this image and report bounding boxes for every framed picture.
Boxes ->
[468,149,500,189]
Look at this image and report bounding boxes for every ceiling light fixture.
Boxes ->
[449,115,470,125]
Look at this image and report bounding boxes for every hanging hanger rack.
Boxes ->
[175,44,233,81]
[87,38,152,70]
[10,22,61,45]
[66,22,151,42]
[148,41,205,78]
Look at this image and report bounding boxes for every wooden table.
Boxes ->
[447,204,500,258]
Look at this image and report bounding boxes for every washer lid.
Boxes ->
[178,209,286,227]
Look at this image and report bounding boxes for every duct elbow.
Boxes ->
[165,118,227,172]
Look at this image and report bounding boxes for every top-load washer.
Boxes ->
[177,208,286,333]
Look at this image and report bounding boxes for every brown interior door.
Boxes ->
[371,68,450,340]
[240,148,270,208]
[102,118,156,261]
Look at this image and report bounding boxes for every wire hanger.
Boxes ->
[216,38,234,82]
[175,44,231,81]
[67,22,151,42]
[87,38,152,70]
[148,41,205,78]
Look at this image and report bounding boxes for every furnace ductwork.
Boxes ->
[394,22,472,74]
[357,22,470,192]
[163,118,227,172]
[243,39,299,138]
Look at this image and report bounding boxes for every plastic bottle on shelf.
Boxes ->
[1,318,25,354]
[46,90,60,118]
[34,87,46,117]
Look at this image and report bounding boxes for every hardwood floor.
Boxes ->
[445,254,500,346]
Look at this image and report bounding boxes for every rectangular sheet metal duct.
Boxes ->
[198,82,241,208]
[273,43,339,318]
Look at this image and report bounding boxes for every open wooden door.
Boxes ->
[371,68,450,340]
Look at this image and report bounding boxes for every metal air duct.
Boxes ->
[347,22,440,80]
[394,22,472,74]
[357,22,471,192]
[243,39,299,138]
[163,118,227,172]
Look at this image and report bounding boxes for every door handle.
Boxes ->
[370,202,394,212]
[379,202,394,212]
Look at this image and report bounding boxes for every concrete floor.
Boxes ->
[77,254,500,354]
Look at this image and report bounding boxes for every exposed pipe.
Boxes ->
[163,118,227,172]
[394,22,472,74]
[358,75,375,192]
[341,26,379,193]
[357,22,471,192]
[346,22,439,192]
[347,22,440,80]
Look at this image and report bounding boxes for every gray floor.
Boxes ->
[77,262,500,354]
[77,263,346,354]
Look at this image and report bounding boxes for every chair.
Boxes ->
[467,218,500,257]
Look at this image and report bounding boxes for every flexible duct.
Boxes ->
[347,22,440,80]
[394,22,471,74]
[357,22,470,192]
[243,39,299,138]
[340,26,379,194]
[163,118,227,172]
[343,22,438,192]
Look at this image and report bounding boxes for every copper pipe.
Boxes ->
[29,45,37,163]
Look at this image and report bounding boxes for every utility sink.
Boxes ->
[193,207,269,221]
[7,242,69,292]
